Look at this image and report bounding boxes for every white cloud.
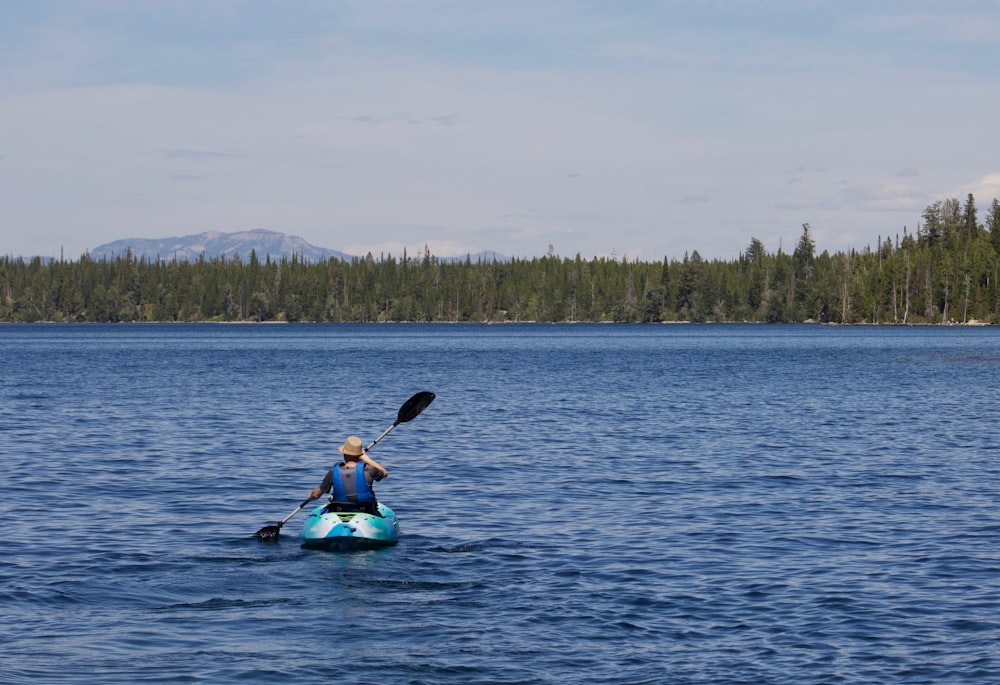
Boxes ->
[957,173,1000,205]
[826,182,929,213]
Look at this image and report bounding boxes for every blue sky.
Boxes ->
[2,1,999,261]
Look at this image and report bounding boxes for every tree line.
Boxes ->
[4,194,1000,325]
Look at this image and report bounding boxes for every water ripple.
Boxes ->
[2,324,1000,684]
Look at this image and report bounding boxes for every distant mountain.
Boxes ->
[86,229,511,264]
[89,229,354,263]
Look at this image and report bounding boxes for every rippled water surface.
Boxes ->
[2,323,999,684]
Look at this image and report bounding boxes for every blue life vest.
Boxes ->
[331,462,374,503]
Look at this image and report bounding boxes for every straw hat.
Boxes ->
[338,436,365,457]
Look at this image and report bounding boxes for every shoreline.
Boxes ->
[1,319,994,327]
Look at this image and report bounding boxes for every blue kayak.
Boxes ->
[300,501,399,551]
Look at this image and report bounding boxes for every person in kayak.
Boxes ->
[305,435,389,513]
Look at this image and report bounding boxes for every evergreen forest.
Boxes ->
[4,195,1000,325]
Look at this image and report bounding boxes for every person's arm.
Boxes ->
[360,453,389,477]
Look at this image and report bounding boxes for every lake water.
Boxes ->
[2,323,998,684]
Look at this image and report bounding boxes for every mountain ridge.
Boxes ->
[89,229,353,263]
[88,230,507,263]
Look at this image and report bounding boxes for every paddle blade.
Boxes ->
[397,391,435,424]
[253,499,310,541]
[254,524,283,541]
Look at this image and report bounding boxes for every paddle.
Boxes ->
[254,391,436,541]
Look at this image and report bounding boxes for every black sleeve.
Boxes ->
[319,469,332,493]
[367,464,385,484]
